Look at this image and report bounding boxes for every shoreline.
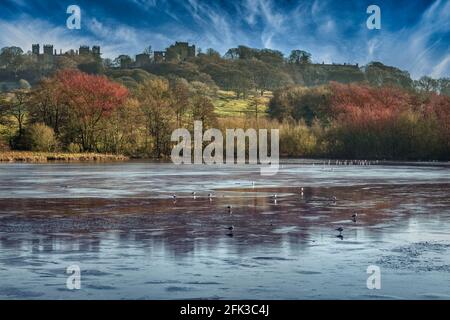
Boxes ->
[278,158,450,167]
[0,151,449,167]
[0,151,128,162]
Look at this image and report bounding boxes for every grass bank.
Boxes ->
[0,151,129,162]
[213,90,271,117]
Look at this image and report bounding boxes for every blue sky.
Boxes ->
[0,0,449,78]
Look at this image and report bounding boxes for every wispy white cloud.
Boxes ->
[431,54,450,78]
[130,0,158,9]
[242,0,286,48]
[0,15,89,53]
[356,0,450,78]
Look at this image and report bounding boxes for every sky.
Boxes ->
[0,0,449,79]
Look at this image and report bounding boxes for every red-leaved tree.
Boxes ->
[329,82,419,159]
[56,69,128,151]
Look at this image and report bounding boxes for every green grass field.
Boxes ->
[212,90,272,117]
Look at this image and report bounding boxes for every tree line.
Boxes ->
[269,82,450,160]
[1,45,449,96]
[0,70,217,157]
[0,43,449,160]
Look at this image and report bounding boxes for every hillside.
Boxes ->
[212,90,271,117]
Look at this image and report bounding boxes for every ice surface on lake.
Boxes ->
[0,161,449,299]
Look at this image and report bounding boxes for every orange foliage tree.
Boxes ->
[328,82,448,159]
[55,69,128,151]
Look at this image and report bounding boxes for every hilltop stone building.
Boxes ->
[153,51,166,63]
[133,41,196,67]
[165,42,196,61]
[135,53,151,67]
[31,44,101,59]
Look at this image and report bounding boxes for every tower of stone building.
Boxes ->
[79,46,90,55]
[32,44,40,55]
[188,44,195,58]
[135,53,150,67]
[92,46,101,57]
[166,41,196,61]
[153,51,165,63]
[43,44,54,55]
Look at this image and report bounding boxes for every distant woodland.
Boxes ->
[1,44,449,160]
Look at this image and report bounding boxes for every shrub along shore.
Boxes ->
[0,151,128,162]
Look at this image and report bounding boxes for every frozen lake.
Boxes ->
[0,161,449,299]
